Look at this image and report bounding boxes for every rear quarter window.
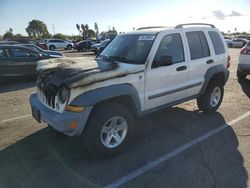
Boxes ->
[208,31,225,55]
[186,31,210,60]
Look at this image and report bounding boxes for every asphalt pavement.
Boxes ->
[0,49,249,188]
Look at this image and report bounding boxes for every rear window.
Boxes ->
[186,31,210,60]
[208,31,225,55]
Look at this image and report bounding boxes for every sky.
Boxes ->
[0,0,250,36]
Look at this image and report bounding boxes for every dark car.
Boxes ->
[91,39,111,54]
[74,40,95,52]
[18,44,64,57]
[0,45,56,77]
[0,41,20,45]
[7,38,48,50]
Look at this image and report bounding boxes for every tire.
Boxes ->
[197,81,224,113]
[67,45,72,50]
[237,70,247,80]
[82,103,135,157]
[49,45,55,50]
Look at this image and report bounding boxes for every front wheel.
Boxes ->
[237,70,247,80]
[197,81,224,113]
[82,103,135,157]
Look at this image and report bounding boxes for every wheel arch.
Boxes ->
[70,84,142,116]
[199,65,229,96]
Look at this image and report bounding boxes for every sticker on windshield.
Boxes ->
[138,35,155,41]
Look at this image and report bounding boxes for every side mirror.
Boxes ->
[154,56,172,67]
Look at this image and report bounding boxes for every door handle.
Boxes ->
[207,59,214,64]
[176,66,187,71]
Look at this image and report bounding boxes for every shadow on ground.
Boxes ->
[0,107,248,188]
[238,78,250,98]
[0,76,36,93]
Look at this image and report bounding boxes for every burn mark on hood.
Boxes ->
[38,59,118,88]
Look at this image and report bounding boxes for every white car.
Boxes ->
[45,39,74,51]
[30,23,230,156]
[237,41,250,79]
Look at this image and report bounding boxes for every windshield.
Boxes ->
[98,34,155,64]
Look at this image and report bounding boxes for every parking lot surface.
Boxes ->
[0,49,249,188]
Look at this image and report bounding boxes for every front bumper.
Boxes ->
[30,93,92,136]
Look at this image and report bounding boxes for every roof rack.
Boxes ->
[137,26,168,30]
[175,23,215,28]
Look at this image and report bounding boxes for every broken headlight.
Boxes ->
[58,86,70,104]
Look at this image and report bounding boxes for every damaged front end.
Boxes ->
[35,58,119,111]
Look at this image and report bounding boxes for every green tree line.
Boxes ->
[1,19,118,40]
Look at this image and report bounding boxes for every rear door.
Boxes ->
[184,30,214,96]
[8,47,41,76]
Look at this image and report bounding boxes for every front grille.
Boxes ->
[37,83,58,109]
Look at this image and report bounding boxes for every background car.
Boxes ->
[6,38,48,50]
[0,45,58,77]
[237,41,250,79]
[18,44,64,57]
[228,38,248,48]
[74,40,95,52]
[91,39,110,54]
[0,41,20,45]
[45,39,74,50]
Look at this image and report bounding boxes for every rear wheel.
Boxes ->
[49,45,55,50]
[82,103,135,157]
[197,81,224,113]
[237,70,247,80]
[67,45,73,50]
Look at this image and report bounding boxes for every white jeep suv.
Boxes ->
[45,39,73,51]
[30,23,230,156]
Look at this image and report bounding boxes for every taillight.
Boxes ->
[240,48,250,55]
[227,55,231,68]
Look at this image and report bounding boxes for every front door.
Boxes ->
[144,32,189,110]
[8,47,40,76]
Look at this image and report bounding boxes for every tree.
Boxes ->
[94,22,99,37]
[3,31,14,39]
[88,29,96,38]
[76,23,81,36]
[0,35,2,41]
[85,24,89,38]
[80,24,85,37]
[26,19,50,39]
[107,26,118,35]
[14,34,24,38]
[54,33,68,39]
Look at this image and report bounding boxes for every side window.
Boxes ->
[208,31,225,55]
[0,49,8,58]
[186,31,210,60]
[152,33,184,68]
[11,48,38,58]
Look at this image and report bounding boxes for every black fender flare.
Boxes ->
[70,84,142,114]
[199,64,229,95]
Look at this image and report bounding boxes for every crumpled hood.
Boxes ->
[37,57,144,88]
